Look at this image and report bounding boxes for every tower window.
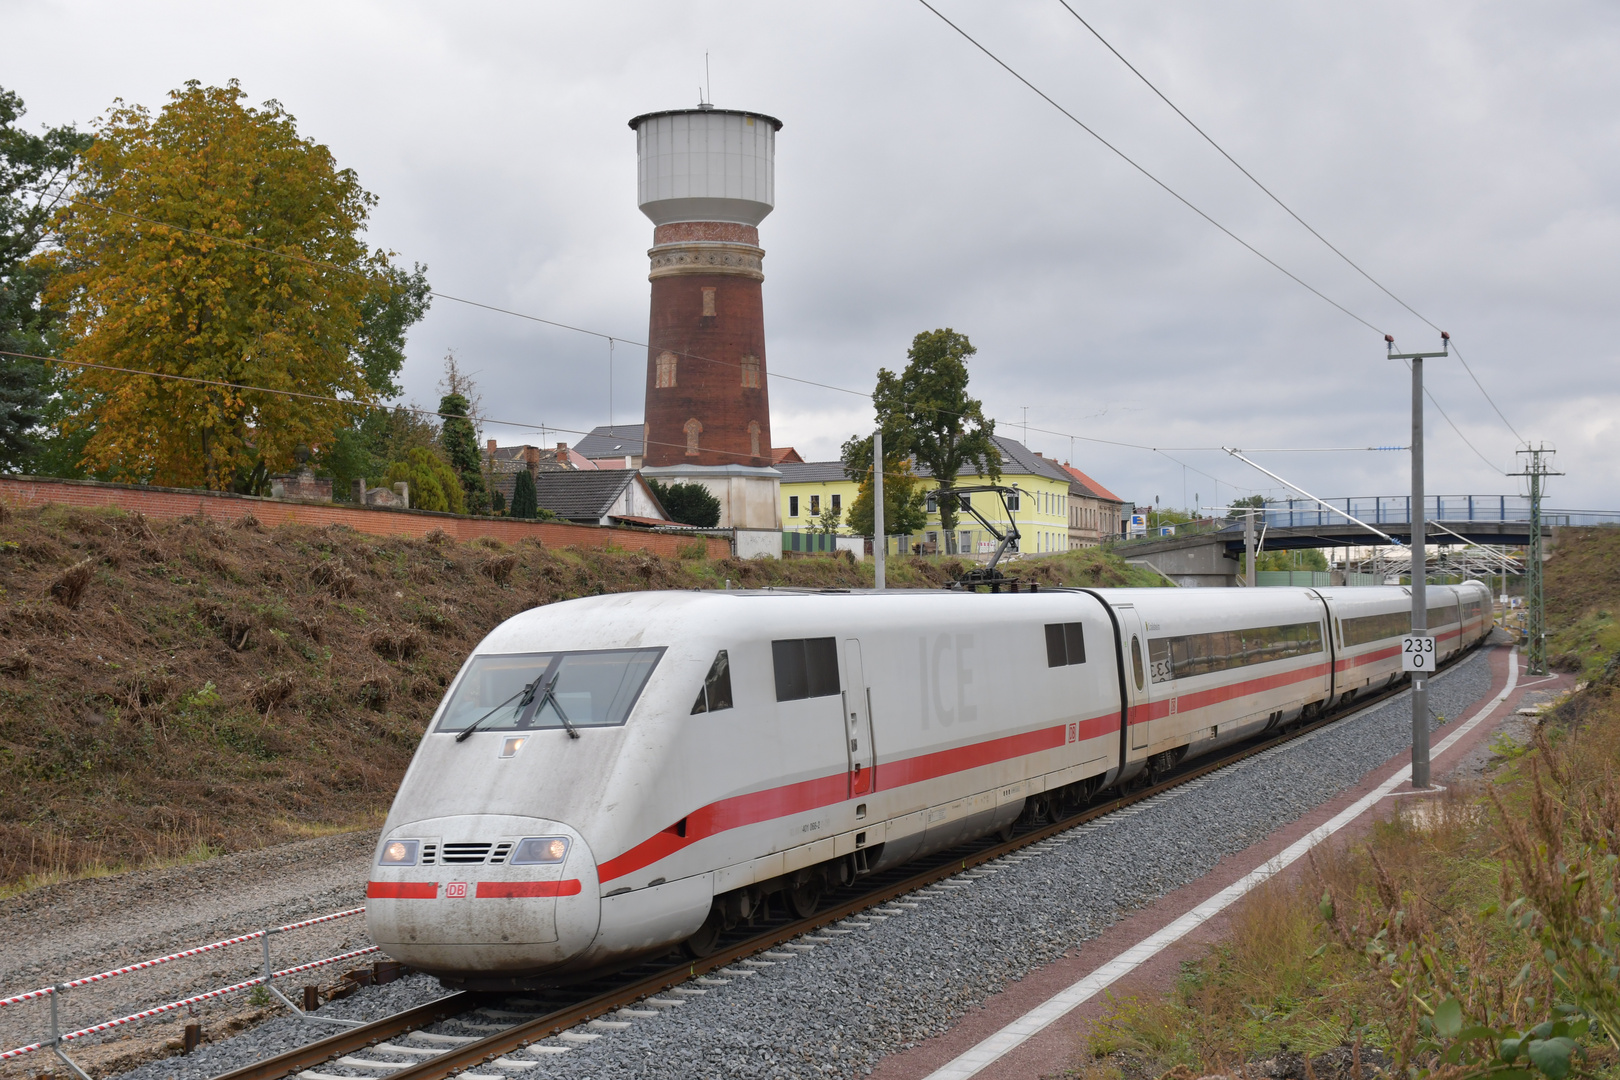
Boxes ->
[701,287,717,318]
[656,351,678,388]
[684,418,702,456]
[740,354,760,388]
[748,420,761,458]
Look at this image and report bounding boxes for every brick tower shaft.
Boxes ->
[642,221,771,467]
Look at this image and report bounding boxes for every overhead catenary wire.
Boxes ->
[914,4,1508,475]
[1051,0,1524,446]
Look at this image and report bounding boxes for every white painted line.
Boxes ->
[922,647,1519,1080]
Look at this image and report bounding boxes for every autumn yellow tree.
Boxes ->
[41,81,420,490]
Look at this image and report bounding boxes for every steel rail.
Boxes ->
[214,637,1493,1080]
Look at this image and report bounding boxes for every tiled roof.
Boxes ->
[575,424,644,459]
[771,446,805,464]
[1059,462,1127,504]
[776,461,854,484]
[532,469,642,521]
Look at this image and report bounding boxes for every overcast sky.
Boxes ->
[8,1,1617,511]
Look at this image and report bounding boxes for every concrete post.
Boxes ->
[873,429,885,591]
[1244,508,1256,588]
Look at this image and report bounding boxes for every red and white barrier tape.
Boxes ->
[0,907,366,1009]
[0,946,381,1060]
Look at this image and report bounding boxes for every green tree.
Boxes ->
[646,478,721,528]
[356,261,430,398]
[1226,493,1266,520]
[509,468,537,519]
[841,433,928,540]
[0,85,90,472]
[40,80,426,491]
[873,328,998,552]
[437,392,487,513]
[319,403,438,502]
[490,487,506,515]
[383,446,463,514]
[815,503,842,534]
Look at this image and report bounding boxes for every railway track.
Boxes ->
[212,661,1458,1080]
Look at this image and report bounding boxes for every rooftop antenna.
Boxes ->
[699,53,713,108]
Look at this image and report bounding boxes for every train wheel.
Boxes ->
[787,876,822,918]
[683,904,725,959]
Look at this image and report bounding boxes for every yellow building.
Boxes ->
[777,435,1087,558]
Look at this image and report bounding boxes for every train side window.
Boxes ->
[690,650,733,714]
[1044,623,1087,667]
[772,637,841,702]
[1131,636,1145,691]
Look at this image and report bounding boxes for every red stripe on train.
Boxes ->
[475,880,582,899]
[366,881,438,899]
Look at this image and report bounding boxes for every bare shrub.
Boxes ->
[231,513,261,531]
[358,672,393,709]
[49,557,96,608]
[310,559,357,598]
[416,605,464,636]
[479,553,518,585]
[250,672,298,714]
[369,625,423,661]
[472,536,505,551]
[423,528,449,546]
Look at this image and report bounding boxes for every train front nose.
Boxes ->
[365,816,600,986]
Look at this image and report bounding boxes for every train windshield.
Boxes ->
[435,649,665,733]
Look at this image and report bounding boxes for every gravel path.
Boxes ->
[57,646,1497,1080]
[0,831,379,1075]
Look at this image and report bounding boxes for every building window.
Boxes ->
[740,354,760,388]
[1006,491,1020,511]
[831,494,841,513]
[656,351,678,388]
[789,495,799,517]
[809,494,821,515]
[960,530,973,553]
[684,418,702,456]
[748,420,761,458]
[925,492,937,513]
[701,287,717,318]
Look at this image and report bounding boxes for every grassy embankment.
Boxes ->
[0,502,1163,896]
[1068,526,1620,1080]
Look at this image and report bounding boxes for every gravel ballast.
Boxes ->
[97,645,1497,1080]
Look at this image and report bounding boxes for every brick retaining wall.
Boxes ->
[0,474,733,559]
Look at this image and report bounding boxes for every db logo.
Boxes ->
[445,882,469,899]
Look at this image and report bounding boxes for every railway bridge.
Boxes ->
[1116,494,1620,587]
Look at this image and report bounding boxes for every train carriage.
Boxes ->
[366,581,1493,989]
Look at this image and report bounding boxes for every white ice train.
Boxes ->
[366,582,1492,989]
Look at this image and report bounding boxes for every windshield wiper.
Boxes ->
[455,679,538,743]
[537,679,581,740]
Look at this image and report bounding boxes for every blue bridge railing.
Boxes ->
[1257,496,1620,530]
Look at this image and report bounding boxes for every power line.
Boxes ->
[915,2,1508,475]
[1051,0,1524,445]
[47,198,1401,491]
[915,0,1386,336]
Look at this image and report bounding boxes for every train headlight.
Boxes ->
[510,837,570,865]
[379,839,419,866]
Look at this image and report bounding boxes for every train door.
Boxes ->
[1112,605,1151,752]
[843,639,875,797]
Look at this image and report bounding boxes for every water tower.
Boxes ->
[630,103,784,536]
